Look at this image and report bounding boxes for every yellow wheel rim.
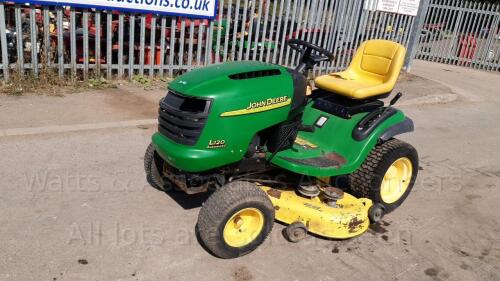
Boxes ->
[223,208,264,248]
[380,157,413,204]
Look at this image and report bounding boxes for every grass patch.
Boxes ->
[86,77,118,90]
[131,75,173,91]
[0,65,173,96]
[1,69,66,96]
[0,69,118,96]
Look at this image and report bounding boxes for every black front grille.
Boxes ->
[158,92,210,145]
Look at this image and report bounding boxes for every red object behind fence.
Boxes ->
[458,34,477,62]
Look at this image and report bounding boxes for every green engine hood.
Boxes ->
[168,61,290,99]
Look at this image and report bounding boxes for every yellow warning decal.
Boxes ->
[294,136,318,148]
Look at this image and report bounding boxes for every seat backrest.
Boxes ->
[348,39,406,85]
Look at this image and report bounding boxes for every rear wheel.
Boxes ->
[349,139,418,213]
[197,181,275,259]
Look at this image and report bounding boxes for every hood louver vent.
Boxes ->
[229,69,281,80]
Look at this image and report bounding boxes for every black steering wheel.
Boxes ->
[287,39,334,64]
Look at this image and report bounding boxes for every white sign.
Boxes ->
[11,0,217,19]
[398,0,420,16]
[376,0,420,16]
[376,0,399,14]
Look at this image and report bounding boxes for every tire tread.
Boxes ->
[349,139,418,212]
[197,181,274,258]
[144,143,165,190]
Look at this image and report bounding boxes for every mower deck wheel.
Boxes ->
[283,222,307,243]
[368,203,385,223]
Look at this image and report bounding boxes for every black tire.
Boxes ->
[349,139,418,213]
[144,143,167,191]
[283,222,307,243]
[368,203,385,223]
[197,181,275,259]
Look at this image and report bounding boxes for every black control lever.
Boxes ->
[298,124,315,132]
[358,92,403,130]
[389,92,403,107]
[354,93,403,138]
[381,92,403,116]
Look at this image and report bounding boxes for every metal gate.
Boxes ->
[0,0,420,81]
[415,0,500,72]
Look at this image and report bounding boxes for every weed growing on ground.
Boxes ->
[131,75,172,91]
[0,69,118,96]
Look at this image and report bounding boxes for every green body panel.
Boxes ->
[153,61,294,173]
[270,103,407,177]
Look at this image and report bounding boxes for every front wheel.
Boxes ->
[197,181,275,259]
[349,139,418,213]
[144,143,167,191]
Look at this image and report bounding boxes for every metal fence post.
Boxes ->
[0,3,9,81]
[404,0,430,72]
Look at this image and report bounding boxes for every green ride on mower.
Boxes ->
[144,39,418,258]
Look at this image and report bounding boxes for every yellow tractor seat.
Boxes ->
[315,40,406,100]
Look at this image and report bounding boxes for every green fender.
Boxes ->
[270,103,412,177]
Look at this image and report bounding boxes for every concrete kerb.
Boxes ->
[0,119,158,138]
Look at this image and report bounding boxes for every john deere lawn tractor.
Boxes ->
[145,39,418,258]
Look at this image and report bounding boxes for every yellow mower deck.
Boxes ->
[260,186,372,238]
